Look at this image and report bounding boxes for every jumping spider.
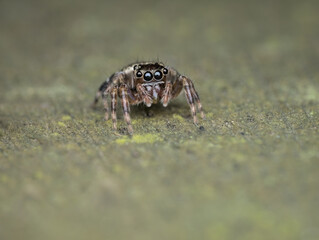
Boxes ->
[92,61,205,134]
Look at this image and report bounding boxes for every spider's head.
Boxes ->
[134,62,168,84]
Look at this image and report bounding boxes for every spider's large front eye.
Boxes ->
[136,71,142,77]
[154,70,163,80]
[144,71,153,81]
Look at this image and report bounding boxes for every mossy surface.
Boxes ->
[1,0,319,240]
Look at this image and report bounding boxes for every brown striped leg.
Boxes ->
[119,85,133,134]
[110,87,118,130]
[136,84,153,107]
[188,80,205,119]
[161,82,172,107]
[102,91,109,121]
[181,76,198,125]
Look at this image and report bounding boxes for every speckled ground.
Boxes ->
[0,0,319,239]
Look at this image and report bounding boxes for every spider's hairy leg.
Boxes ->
[136,83,153,107]
[119,84,133,135]
[188,80,205,119]
[101,83,117,121]
[162,67,180,107]
[161,82,172,107]
[102,91,110,121]
[180,76,201,125]
[110,86,118,130]
[128,89,142,105]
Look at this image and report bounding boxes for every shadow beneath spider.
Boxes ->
[133,100,188,118]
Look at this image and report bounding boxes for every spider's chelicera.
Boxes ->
[92,61,205,134]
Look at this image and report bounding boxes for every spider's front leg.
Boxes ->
[179,75,205,125]
[161,81,173,107]
[185,76,205,119]
[162,67,183,107]
[119,84,133,135]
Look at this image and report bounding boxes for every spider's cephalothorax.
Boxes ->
[92,61,205,134]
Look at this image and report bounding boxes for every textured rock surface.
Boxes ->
[0,0,318,239]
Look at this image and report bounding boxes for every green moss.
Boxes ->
[115,133,163,144]
[61,115,72,121]
[172,114,185,122]
[57,122,67,127]
[207,114,216,121]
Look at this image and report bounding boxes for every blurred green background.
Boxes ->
[0,0,319,239]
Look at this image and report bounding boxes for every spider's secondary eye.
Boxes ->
[144,71,153,81]
[136,71,142,77]
[154,70,163,80]
[163,68,168,74]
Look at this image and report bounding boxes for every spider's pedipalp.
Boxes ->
[136,83,153,107]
